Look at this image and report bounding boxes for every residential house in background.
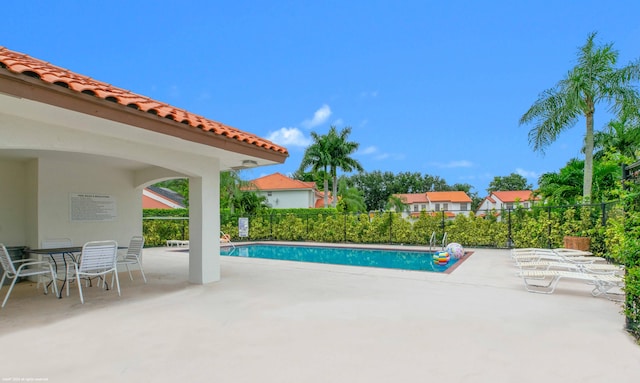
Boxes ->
[248,172,329,208]
[477,190,540,219]
[143,186,186,209]
[393,191,472,218]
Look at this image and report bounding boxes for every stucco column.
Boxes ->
[188,162,220,284]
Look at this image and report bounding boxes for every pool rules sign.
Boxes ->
[70,193,117,222]
[238,217,249,238]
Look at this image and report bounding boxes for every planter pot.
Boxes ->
[563,236,591,251]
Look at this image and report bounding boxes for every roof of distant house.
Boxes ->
[425,191,472,203]
[394,193,428,204]
[491,190,539,203]
[249,172,317,191]
[143,186,185,209]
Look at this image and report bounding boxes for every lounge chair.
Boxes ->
[516,260,624,275]
[518,269,624,300]
[511,248,604,265]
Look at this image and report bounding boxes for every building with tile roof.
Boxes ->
[477,191,540,217]
[248,173,329,208]
[0,46,287,284]
[143,186,186,209]
[392,191,472,218]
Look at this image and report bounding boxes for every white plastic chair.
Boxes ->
[1,243,58,308]
[117,236,146,283]
[38,238,75,290]
[66,240,120,304]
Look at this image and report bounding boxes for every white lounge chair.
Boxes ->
[511,248,604,265]
[518,269,624,300]
[516,260,624,275]
[1,244,59,308]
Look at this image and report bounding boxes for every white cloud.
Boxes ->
[430,160,474,168]
[516,168,539,178]
[358,146,378,155]
[301,104,332,129]
[266,127,311,147]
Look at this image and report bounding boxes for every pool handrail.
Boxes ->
[220,231,236,255]
[429,232,436,252]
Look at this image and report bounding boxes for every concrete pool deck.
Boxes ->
[1,244,639,382]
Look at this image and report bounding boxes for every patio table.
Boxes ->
[28,246,126,298]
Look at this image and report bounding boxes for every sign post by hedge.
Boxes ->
[239,217,249,238]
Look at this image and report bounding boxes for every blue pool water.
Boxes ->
[221,244,462,272]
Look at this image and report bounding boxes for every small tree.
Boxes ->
[487,173,533,193]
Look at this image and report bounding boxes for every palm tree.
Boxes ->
[326,126,364,208]
[593,110,640,161]
[336,178,366,212]
[385,195,407,213]
[298,131,332,207]
[220,171,242,214]
[520,32,640,202]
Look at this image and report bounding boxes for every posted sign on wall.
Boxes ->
[70,193,117,222]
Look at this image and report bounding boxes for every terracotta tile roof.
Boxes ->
[413,211,456,218]
[425,191,472,203]
[249,172,318,191]
[0,47,288,157]
[491,190,539,203]
[393,193,427,204]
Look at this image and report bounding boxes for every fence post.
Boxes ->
[389,211,393,244]
[601,202,607,226]
[344,213,347,243]
[507,208,513,248]
[547,206,552,249]
[269,212,273,240]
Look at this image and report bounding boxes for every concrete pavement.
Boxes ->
[1,245,639,382]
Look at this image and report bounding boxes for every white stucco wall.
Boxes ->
[0,157,141,249]
[0,159,28,246]
[35,158,142,249]
[261,190,314,209]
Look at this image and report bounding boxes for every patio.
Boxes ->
[1,246,639,382]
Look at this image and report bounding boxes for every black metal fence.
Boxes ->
[144,197,639,340]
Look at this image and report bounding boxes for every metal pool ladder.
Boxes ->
[429,231,448,252]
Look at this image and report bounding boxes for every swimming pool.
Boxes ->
[221,244,465,273]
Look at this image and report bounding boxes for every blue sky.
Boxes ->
[2,1,639,195]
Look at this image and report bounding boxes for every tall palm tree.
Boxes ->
[327,126,364,208]
[298,131,332,207]
[520,32,640,202]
